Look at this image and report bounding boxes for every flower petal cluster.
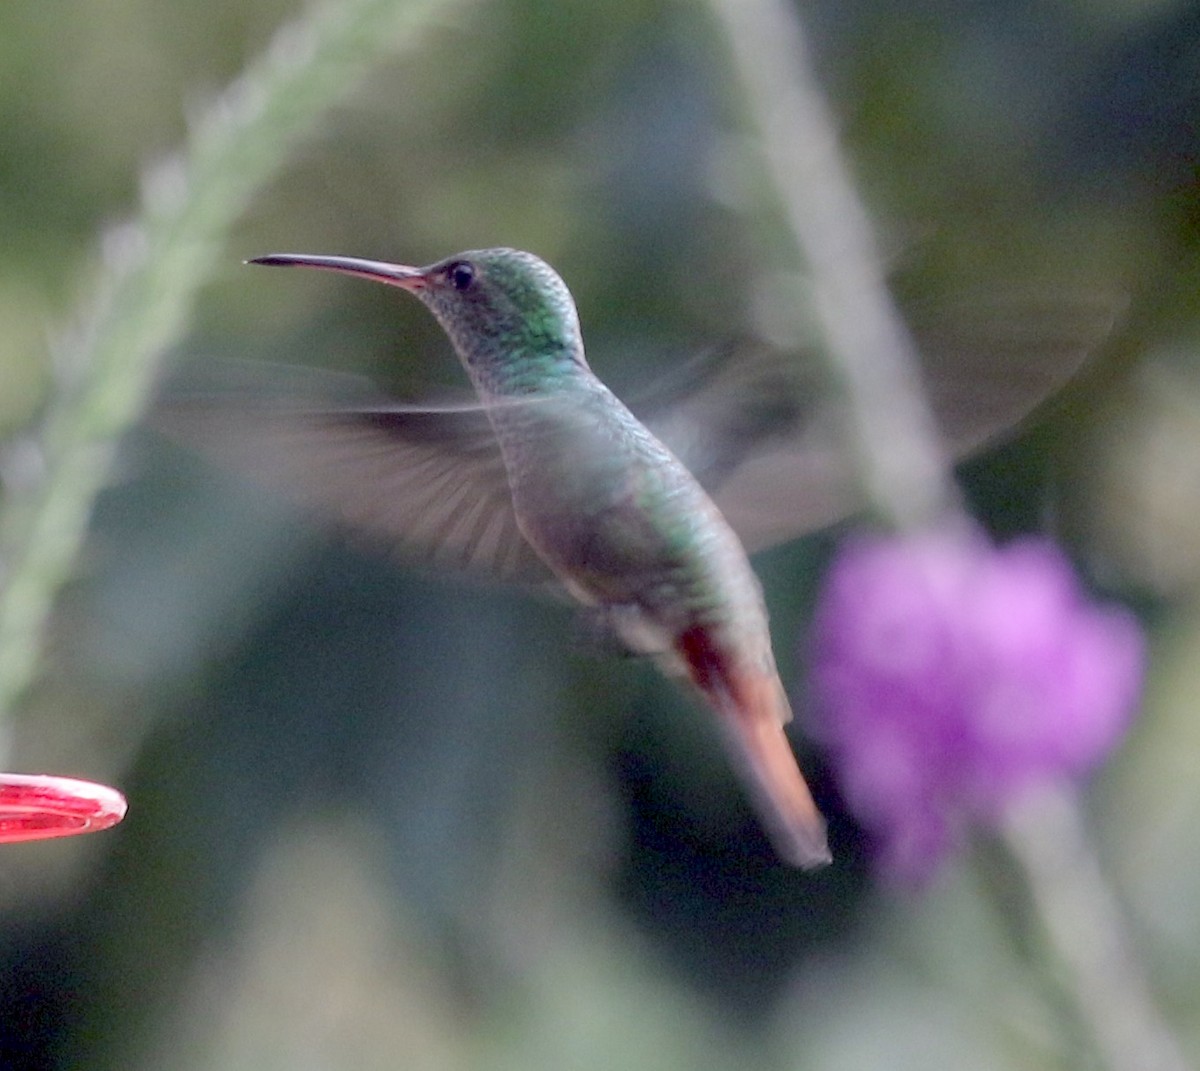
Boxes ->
[810,531,1145,880]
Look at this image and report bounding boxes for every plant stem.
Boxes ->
[0,0,472,743]
[712,3,1188,1065]
[706,0,955,533]
[1001,787,1190,1071]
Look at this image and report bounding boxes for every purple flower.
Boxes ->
[809,529,1145,882]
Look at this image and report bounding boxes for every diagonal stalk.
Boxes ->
[0,0,474,747]
[706,0,955,533]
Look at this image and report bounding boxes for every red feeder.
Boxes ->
[0,774,127,843]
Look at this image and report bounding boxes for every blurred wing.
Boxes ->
[159,384,554,585]
[703,410,859,554]
[913,292,1120,454]
[631,345,852,552]
[161,293,1116,576]
[641,295,1119,552]
[633,344,819,491]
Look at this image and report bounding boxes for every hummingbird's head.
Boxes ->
[249,247,586,394]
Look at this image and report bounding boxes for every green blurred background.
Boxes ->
[1,0,1198,1067]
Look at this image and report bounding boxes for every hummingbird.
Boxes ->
[249,247,835,866]
[180,247,1111,867]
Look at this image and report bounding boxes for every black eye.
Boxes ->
[446,261,475,292]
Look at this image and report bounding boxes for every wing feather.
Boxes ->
[158,393,552,584]
[159,292,1117,578]
[640,294,1119,551]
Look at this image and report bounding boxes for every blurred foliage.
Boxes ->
[0,0,1198,1068]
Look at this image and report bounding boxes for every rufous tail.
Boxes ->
[678,627,831,868]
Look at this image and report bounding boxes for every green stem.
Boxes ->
[0,0,473,739]
[712,2,1187,1066]
[1000,788,1189,1071]
[706,0,956,533]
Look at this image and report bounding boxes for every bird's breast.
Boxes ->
[488,382,769,638]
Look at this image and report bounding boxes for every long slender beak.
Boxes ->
[247,253,427,290]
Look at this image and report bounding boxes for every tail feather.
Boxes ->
[678,627,831,868]
[719,669,831,868]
